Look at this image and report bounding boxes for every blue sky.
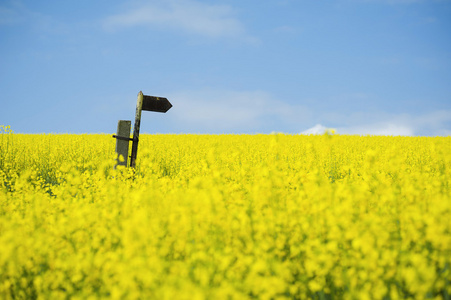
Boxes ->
[1,0,450,135]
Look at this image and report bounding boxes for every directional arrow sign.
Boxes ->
[142,95,172,113]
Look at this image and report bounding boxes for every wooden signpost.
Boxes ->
[129,91,144,169]
[113,120,131,168]
[113,91,172,168]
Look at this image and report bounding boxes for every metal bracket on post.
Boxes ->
[113,135,133,142]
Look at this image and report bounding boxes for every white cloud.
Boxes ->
[0,1,35,25]
[301,124,328,135]
[0,1,68,35]
[337,123,415,136]
[353,0,450,4]
[141,87,451,136]
[0,6,21,25]
[355,0,422,3]
[103,0,251,39]
[300,110,451,136]
[414,110,451,135]
[165,89,310,133]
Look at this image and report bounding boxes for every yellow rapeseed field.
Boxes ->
[0,125,450,299]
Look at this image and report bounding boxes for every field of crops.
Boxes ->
[0,127,450,299]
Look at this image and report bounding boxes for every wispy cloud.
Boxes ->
[0,1,38,26]
[164,89,310,133]
[103,0,252,40]
[302,110,451,136]
[154,88,451,136]
[0,1,68,35]
[354,0,420,4]
[337,123,415,136]
[301,124,329,135]
[353,0,450,4]
[0,3,22,25]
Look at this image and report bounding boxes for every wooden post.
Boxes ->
[114,120,131,168]
[130,91,143,168]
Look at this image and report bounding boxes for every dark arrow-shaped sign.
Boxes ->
[142,95,172,113]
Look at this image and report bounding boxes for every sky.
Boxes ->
[1,0,450,136]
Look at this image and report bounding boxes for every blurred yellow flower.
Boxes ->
[0,133,450,299]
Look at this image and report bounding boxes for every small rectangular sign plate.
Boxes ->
[142,95,172,113]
